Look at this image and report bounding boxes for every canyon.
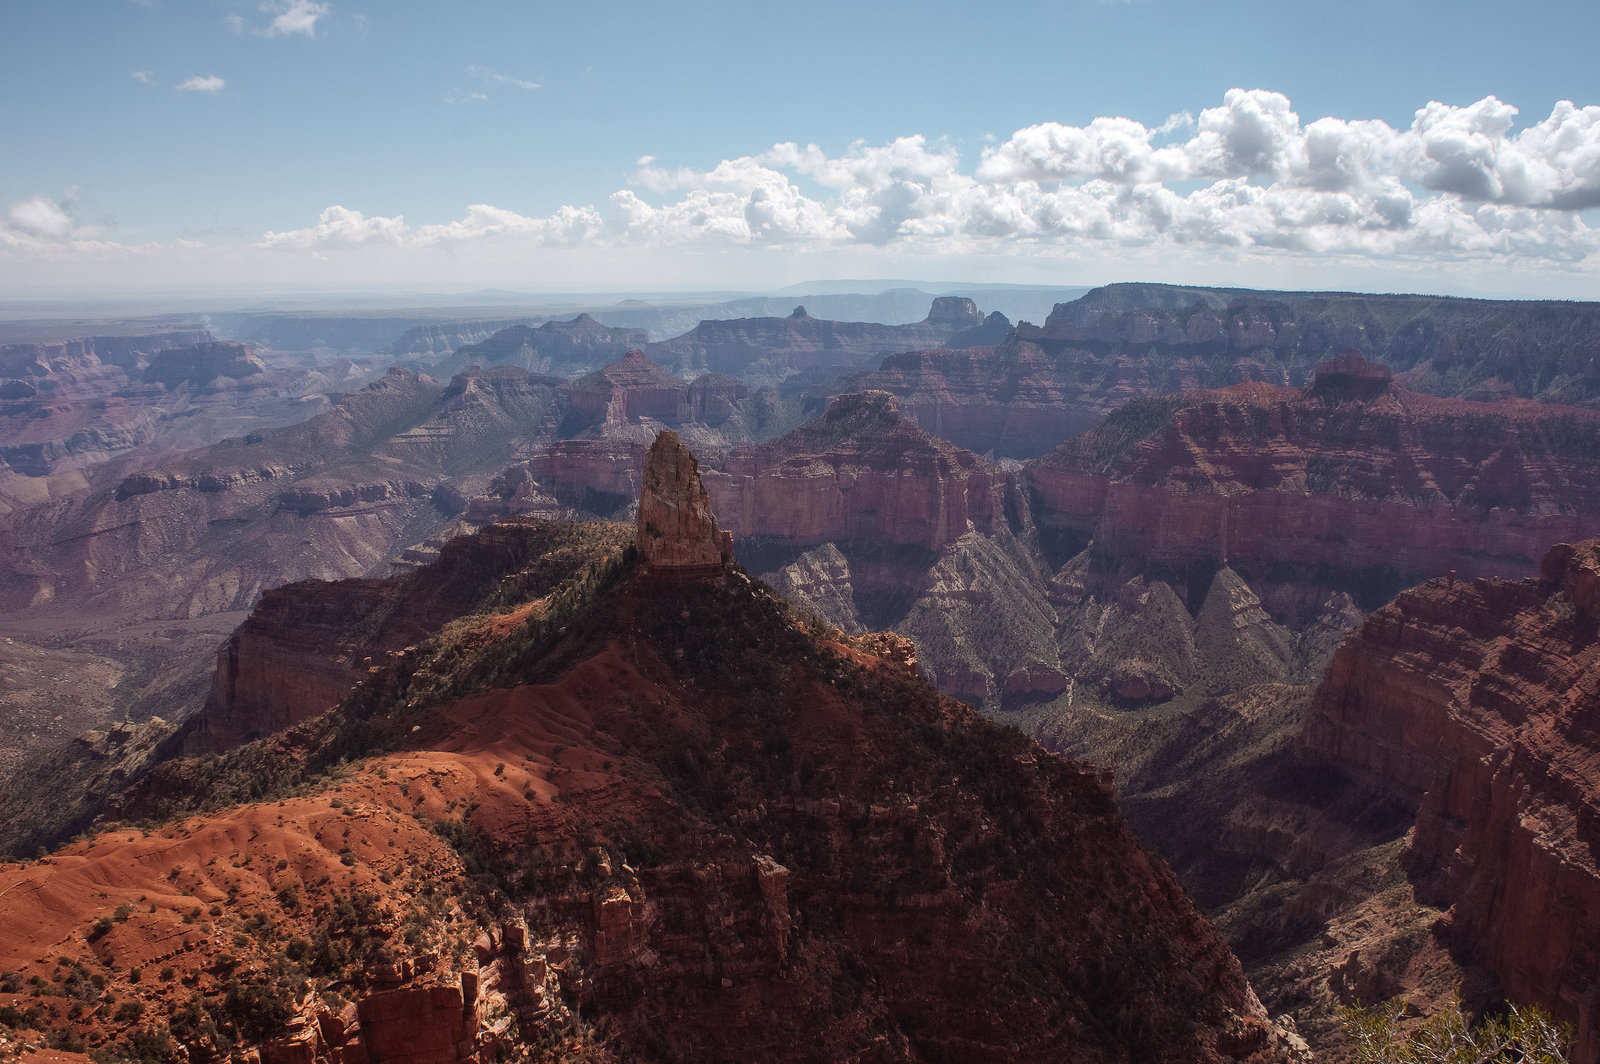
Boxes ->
[8,283,1600,1060]
[0,444,1303,1063]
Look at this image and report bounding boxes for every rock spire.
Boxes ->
[636,429,731,570]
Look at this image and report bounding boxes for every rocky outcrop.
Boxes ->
[847,344,1111,458]
[187,576,395,753]
[707,391,1012,553]
[529,439,648,511]
[1304,541,1600,1061]
[184,518,633,753]
[645,299,989,381]
[357,984,475,1064]
[569,350,691,426]
[1027,371,1600,617]
[142,341,267,388]
[637,430,729,570]
[433,315,648,378]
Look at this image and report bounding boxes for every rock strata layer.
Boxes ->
[1027,363,1600,612]
[707,390,1012,553]
[1304,539,1600,1061]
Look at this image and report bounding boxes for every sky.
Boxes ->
[3,0,1600,302]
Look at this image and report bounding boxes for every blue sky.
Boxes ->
[4,0,1600,299]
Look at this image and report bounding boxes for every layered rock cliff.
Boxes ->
[1027,356,1600,617]
[0,328,213,377]
[142,341,267,388]
[707,390,1012,553]
[844,284,1600,459]
[1303,541,1600,1059]
[0,366,574,644]
[847,344,1108,458]
[1021,282,1600,407]
[645,298,986,382]
[0,326,372,492]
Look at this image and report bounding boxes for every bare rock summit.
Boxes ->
[637,429,730,570]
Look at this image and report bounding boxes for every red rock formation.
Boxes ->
[706,391,1010,553]
[1308,350,1392,402]
[849,344,1130,458]
[685,372,750,424]
[358,985,474,1064]
[1023,283,1600,408]
[184,519,634,753]
[570,350,690,426]
[636,429,728,570]
[850,283,1600,458]
[530,438,648,505]
[1027,378,1600,603]
[1304,541,1600,1061]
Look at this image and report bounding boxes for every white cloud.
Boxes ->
[256,202,605,250]
[8,194,79,240]
[10,89,1600,293]
[466,65,541,91]
[256,88,1600,269]
[225,13,244,33]
[132,70,153,83]
[257,0,330,38]
[3,189,111,246]
[177,74,225,93]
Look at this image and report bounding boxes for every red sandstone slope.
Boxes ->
[0,435,1301,1064]
[1304,539,1600,1061]
[1027,355,1600,596]
[184,520,635,755]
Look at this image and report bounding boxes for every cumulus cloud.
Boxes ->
[132,70,152,83]
[257,203,603,249]
[258,0,330,38]
[3,189,109,245]
[177,74,225,93]
[231,90,1600,271]
[9,194,79,240]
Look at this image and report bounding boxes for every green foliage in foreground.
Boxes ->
[1341,1000,1571,1064]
